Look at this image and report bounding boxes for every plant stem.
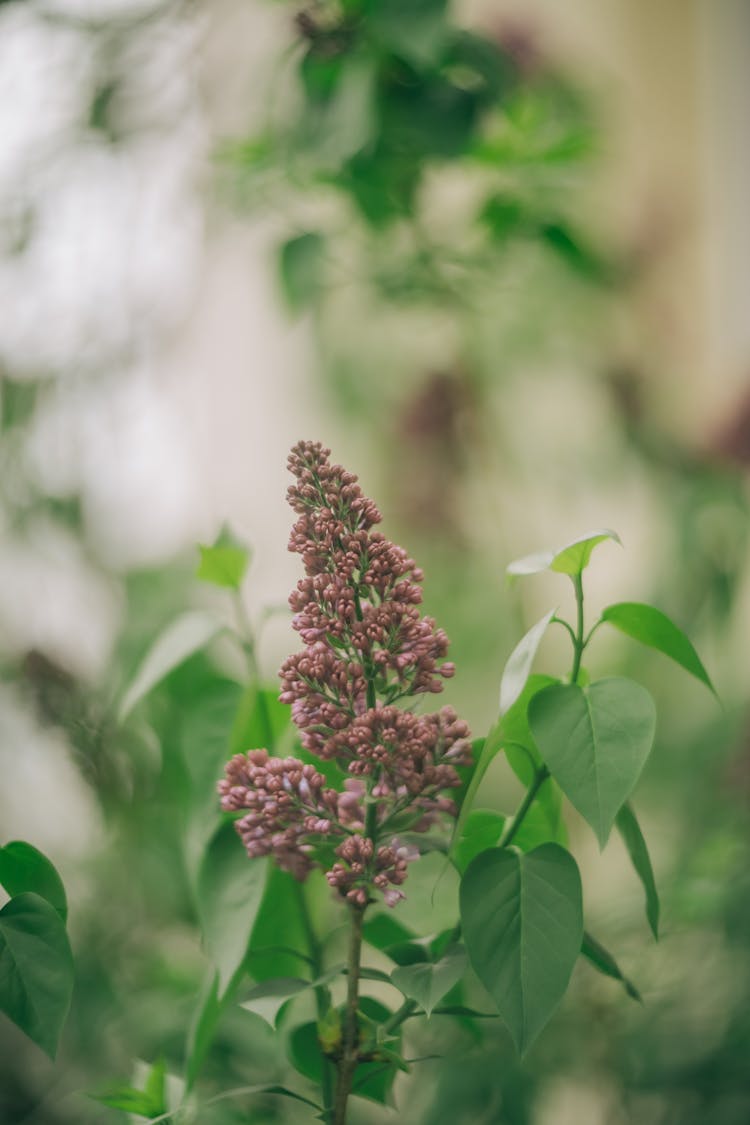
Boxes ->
[569,572,585,685]
[333,903,366,1125]
[293,883,335,1119]
[382,998,417,1035]
[498,766,550,849]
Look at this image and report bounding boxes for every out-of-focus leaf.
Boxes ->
[461,845,582,1054]
[0,893,74,1059]
[601,602,715,695]
[118,611,222,720]
[616,802,660,938]
[529,679,656,848]
[581,931,642,1002]
[197,822,268,996]
[90,1057,167,1118]
[0,841,67,922]
[279,232,326,314]
[196,527,250,590]
[368,0,448,68]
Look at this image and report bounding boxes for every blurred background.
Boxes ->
[1,0,749,1122]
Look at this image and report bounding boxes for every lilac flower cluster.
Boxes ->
[220,441,471,906]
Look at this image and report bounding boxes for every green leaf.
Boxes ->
[529,678,656,848]
[240,975,334,1028]
[196,527,250,590]
[91,1058,167,1117]
[89,1085,160,1115]
[391,946,467,1016]
[0,893,74,1058]
[453,810,505,875]
[182,682,243,884]
[460,844,583,1054]
[363,912,415,951]
[499,609,555,716]
[601,602,715,695]
[507,529,621,578]
[368,0,448,68]
[581,931,642,1002]
[184,970,223,1093]
[197,822,268,996]
[616,803,659,938]
[247,867,310,981]
[118,611,222,720]
[279,232,326,314]
[0,842,67,922]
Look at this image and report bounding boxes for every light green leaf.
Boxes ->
[601,601,715,695]
[119,611,222,721]
[391,946,466,1016]
[0,842,67,922]
[90,1058,167,1117]
[616,802,659,938]
[197,823,268,996]
[528,678,656,848]
[196,528,250,590]
[581,931,642,1002]
[279,232,326,314]
[499,609,555,715]
[0,892,74,1058]
[460,845,582,1054]
[507,529,621,578]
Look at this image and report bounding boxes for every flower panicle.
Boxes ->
[219,441,472,907]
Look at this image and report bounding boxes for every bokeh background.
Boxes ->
[1,1,749,1122]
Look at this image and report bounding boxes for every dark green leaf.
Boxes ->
[601,601,715,695]
[0,893,74,1058]
[118,611,222,720]
[368,0,448,68]
[507,529,621,578]
[581,931,642,1002]
[197,822,268,995]
[0,841,67,922]
[391,946,466,1016]
[499,609,555,715]
[363,912,415,951]
[460,844,583,1054]
[196,527,250,590]
[529,679,656,848]
[279,232,326,314]
[616,803,659,938]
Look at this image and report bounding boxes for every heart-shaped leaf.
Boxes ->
[118,611,222,721]
[601,602,715,695]
[460,844,583,1053]
[391,946,467,1016]
[0,892,74,1058]
[0,842,67,922]
[528,678,656,848]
